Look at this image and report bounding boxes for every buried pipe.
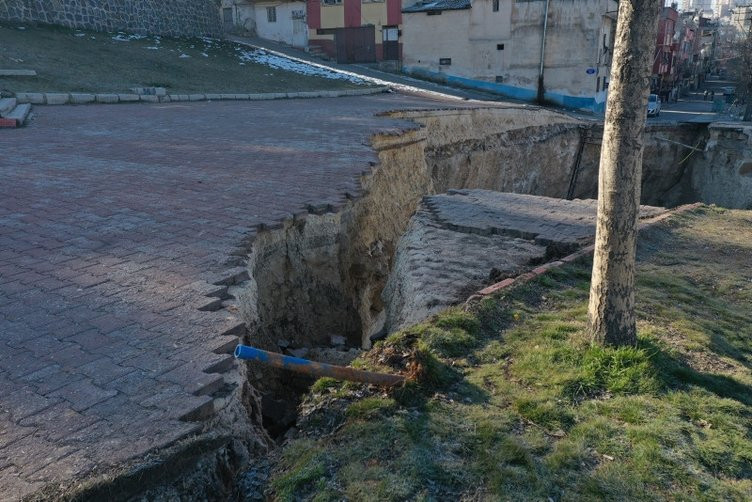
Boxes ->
[234,345,405,387]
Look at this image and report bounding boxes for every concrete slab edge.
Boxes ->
[13,87,388,106]
[469,202,704,300]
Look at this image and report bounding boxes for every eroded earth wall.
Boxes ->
[233,107,752,354]
[406,108,715,206]
[685,123,752,209]
[0,0,222,37]
[235,125,434,350]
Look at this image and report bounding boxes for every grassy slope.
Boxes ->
[0,23,364,93]
[270,206,752,501]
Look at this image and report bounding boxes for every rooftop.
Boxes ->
[402,0,471,14]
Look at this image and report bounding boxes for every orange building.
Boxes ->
[306,0,402,63]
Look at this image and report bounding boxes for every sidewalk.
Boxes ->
[226,35,532,105]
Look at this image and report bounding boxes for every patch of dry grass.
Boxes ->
[0,23,366,93]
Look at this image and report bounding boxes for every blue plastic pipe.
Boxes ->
[234,344,404,386]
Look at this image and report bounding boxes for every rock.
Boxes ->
[276,339,290,349]
[330,335,346,347]
[286,348,309,359]
[308,347,361,367]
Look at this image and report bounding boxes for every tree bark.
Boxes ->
[587,0,663,346]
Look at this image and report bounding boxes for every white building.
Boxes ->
[221,0,308,48]
[401,0,618,113]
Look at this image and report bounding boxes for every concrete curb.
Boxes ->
[13,87,389,106]
[468,202,705,300]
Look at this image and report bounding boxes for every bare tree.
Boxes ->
[587,0,664,346]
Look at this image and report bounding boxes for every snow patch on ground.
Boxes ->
[234,48,365,84]
[112,33,147,42]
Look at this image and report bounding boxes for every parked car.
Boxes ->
[722,86,736,103]
[647,94,661,117]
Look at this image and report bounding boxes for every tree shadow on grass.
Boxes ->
[641,338,752,407]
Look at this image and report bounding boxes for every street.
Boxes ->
[653,76,741,123]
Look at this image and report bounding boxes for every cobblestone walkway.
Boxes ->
[0,95,445,498]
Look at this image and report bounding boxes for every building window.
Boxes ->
[496,43,504,50]
[322,0,343,4]
[439,58,451,65]
[493,0,499,11]
[222,8,233,24]
[362,0,385,3]
[267,6,277,23]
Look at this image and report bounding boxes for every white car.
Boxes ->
[647,94,661,117]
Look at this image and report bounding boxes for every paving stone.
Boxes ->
[2,387,60,421]
[19,364,73,393]
[0,415,35,448]
[19,404,97,442]
[159,363,224,395]
[384,191,666,332]
[78,357,134,385]
[48,379,117,412]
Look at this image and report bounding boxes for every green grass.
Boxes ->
[0,23,366,93]
[269,206,752,501]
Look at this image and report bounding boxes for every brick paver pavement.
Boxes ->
[0,95,450,498]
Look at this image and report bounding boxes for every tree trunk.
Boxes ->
[587,0,663,346]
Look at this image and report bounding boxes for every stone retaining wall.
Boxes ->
[13,87,387,105]
[0,0,222,37]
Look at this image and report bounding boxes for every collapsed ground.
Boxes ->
[265,206,752,501]
[0,23,368,93]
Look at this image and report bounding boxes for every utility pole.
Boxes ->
[743,7,752,121]
[537,0,551,104]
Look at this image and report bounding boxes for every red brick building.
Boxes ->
[653,5,679,100]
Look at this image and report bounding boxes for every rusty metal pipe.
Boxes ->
[234,344,404,387]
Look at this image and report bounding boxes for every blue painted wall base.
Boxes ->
[403,66,603,115]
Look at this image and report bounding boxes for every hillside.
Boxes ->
[0,23,367,94]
